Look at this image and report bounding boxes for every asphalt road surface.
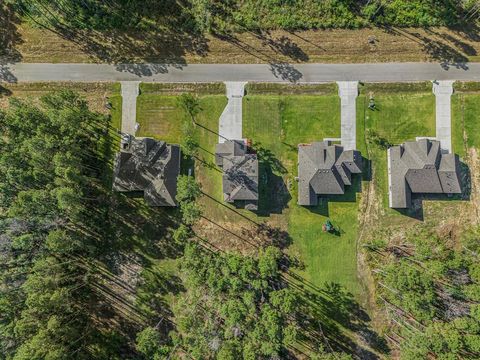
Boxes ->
[1,62,480,83]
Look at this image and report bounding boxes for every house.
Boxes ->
[297,141,362,206]
[387,138,461,208]
[112,136,181,206]
[215,140,259,211]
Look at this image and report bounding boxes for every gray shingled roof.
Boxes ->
[298,141,362,206]
[215,140,259,210]
[388,139,461,208]
[112,137,181,206]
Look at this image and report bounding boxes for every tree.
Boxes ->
[180,201,202,226]
[173,224,192,244]
[174,243,299,359]
[136,327,170,360]
[384,260,438,321]
[177,93,202,125]
[175,175,202,227]
[182,134,199,158]
[0,91,118,358]
[176,175,202,203]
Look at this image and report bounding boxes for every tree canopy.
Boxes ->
[367,225,480,359]
[0,91,115,359]
[173,243,298,359]
[7,0,472,35]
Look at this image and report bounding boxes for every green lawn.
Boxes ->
[138,93,354,289]
[357,84,436,211]
[362,92,435,144]
[136,95,185,143]
[135,92,228,219]
[452,92,480,157]
[243,94,362,295]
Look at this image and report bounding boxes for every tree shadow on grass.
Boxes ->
[15,0,209,65]
[380,26,471,66]
[0,4,22,62]
[214,30,309,65]
[251,142,291,216]
[82,118,188,354]
[252,30,310,62]
[289,273,390,358]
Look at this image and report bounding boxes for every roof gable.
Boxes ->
[113,138,181,206]
[216,140,259,205]
[388,139,462,208]
[297,141,362,205]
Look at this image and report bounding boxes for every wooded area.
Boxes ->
[0,90,356,359]
[6,0,476,32]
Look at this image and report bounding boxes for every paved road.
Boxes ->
[218,82,246,143]
[1,62,479,83]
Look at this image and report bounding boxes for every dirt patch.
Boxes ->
[8,25,480,64]
[467,147,480,221]
[357,169,391,344]
[0,82,118,113]
[194,217,291,255]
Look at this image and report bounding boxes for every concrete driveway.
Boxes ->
[433,80,454,153]
[337,81,358,151]
[218,82,247,143]
[120,81,140,135]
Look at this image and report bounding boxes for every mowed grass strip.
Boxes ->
[243,94,362,296]
[136,95,185,143]
[451,84,480,156]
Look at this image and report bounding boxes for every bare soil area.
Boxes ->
[6,25,480,64]
[0,82,118,113]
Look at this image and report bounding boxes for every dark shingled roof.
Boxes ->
[298,141,362,206]
[112,137,181,206]
[215,140,259,210]
[388,139,461,208]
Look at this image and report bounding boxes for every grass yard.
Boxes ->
[242,91,379,357]
[136,95,185,143]
[360,83,436,144]
[243,93,362,295]
[135,90,228,221]
[452,83,480,157]
[136,88,361,295]
[358,83,436,211]
[357,82,474,243]
[0,82,120,114]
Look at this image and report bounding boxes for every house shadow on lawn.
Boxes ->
[252,142,292,216]
[394,161,471,221]
[306,171,364,218]
[288,273,390,359]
